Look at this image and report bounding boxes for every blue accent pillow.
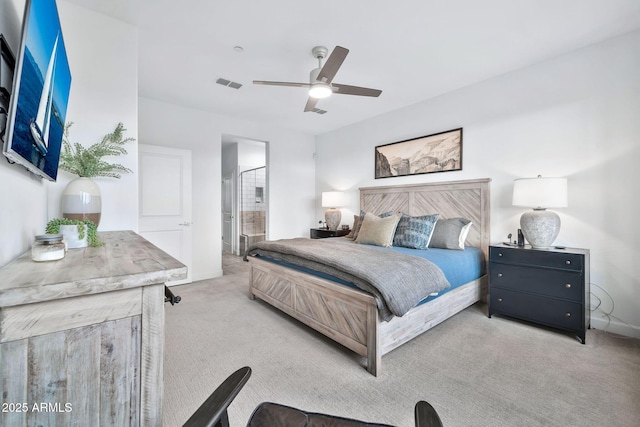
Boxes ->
[393,213,440,249]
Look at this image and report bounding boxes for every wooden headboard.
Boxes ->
[359,178,491,259]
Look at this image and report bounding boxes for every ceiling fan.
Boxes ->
[253,46,382,113]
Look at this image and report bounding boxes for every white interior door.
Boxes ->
[222,174,234,254]
[138,144,192,285]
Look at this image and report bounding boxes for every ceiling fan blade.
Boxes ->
[304,97,319,112]
[253,80,311,88]
[332,83,382,97]
[316,46,349,84]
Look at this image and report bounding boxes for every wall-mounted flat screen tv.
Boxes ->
[2,0,71,182]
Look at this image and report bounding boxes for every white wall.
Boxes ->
[238,140,266,173]
[49,2,138,232]
[315,30,640,338]
[138,97,315,281]
[0,0,138,267]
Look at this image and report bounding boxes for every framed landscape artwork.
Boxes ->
[375,128,463,179]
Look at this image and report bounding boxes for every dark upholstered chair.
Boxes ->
[182,367,444,427]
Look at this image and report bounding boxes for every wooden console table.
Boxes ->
[0,231,186,427]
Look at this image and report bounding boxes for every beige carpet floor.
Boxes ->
[163,263,640,427]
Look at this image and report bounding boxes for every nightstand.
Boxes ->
[310,228,350,239]
[488,244,590,343]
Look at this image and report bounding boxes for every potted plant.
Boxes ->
[58,122,134,227]
[46,218,103,248]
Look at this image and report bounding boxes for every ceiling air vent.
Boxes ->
[311,108,327,115]
[216,78,242,89]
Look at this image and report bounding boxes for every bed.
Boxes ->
[247,178,490,376]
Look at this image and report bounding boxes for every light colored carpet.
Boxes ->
[164,269,640,427]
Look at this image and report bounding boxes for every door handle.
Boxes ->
[179,222,192,226]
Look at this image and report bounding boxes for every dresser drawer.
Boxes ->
[490,288,582,331]
[490,246,583,271]
[489,264,583,301]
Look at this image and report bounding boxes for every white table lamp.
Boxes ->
[322,191,345,231]
[512,176,568,248]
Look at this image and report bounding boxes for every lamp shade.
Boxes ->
[322,191,345,208]
[512,176,568,209]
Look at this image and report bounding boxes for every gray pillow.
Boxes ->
[393,213,440,249]
[345,214,359,239]
[428,218,473,250]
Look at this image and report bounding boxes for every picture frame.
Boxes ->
[375,128,463,179]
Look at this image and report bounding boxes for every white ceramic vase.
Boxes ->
[61,177,102,227]
[520,209,561,248]
[325,208,342,231]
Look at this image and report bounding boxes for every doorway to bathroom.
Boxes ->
[238,166,266,254]
[221,135,267,263]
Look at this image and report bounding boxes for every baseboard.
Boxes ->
[590,314,640,339]
[192,269,223,282]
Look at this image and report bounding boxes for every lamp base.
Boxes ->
[325,208,341,231]
[520,209,561,248]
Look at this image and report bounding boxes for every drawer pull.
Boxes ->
[565,312,571,318]
[497,298,503,302]
[498,253,503,257]
[565,260,571,265]
[497,273,503,278]
[565,283,572,289]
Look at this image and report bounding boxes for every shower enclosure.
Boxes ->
[239,166,266,254]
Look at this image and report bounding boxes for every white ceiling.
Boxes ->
[67,0,640,136]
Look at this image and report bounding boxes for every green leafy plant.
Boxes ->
[46,218,103,247]
[59,122,134,178]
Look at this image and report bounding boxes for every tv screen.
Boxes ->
[2,0,71,182]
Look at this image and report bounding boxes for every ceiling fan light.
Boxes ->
[309,83,332,99]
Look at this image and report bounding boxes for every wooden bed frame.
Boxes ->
[248,178,491,376]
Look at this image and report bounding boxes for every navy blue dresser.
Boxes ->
[488,244,590,343]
